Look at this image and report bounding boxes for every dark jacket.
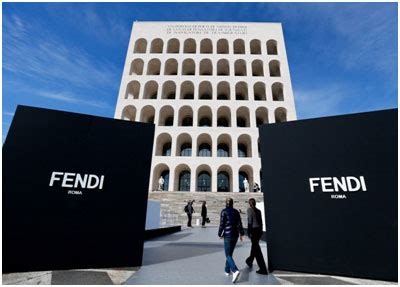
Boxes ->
[247,207,263,235]
[201,205,207,217]
[218,207,244,238]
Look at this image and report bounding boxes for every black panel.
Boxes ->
[260,109,397,281]
[3,105,154,273]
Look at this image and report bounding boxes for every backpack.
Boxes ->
[184,205,189,213]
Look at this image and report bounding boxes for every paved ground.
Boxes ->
[2,227,396,285]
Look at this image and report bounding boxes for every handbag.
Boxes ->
[206,217,210,223]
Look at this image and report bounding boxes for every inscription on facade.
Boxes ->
[166,24,247,35]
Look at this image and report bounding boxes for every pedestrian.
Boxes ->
[201,201,208,228]
[245,198,268,275]
[184,200,195,227]
[253,182,260,193]
[218,197,244,283]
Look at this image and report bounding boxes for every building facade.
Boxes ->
[114,21,297,193]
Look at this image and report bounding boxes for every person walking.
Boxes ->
[201,201,208,227]
[218,198,244,283]
[184,200,195,227]
[245,198,268,275]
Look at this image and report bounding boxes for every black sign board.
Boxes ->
[260,109,397,281]
[3,105,154,273]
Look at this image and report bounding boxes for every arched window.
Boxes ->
[237,134,252,157]
[275,108,287,123]
[217,39,229,54]
[217,59,230,76]
[164,59,178,75]
[198,106,212,127]
[180,143,192,156]
[179,106,193,126]
[199,59,213,75]
[143,81,158,99]
[272,82,284,101]
[161,81,176,99]
[134,38,147,53]
[167,38,180,53]
[238,171,248,192]
[234,60,247,76]
[252,60,264,77]
[180,81,194,99]
[161,170,169,191]
[235,82,248,100]
[140,106,155,123]
[256,107,269,127]
[254,82,266,101]
[198,171,211,191]
[182,59,195,75]
[179,171,191,191]
[233,39,245,54]
[162,142,171,156]
[238,144,247,157]
[269,60,281,77]
[158,106,174,126]
[150,38,163,53]
[236,107,250,127]
[125,81,140,99]
[217,82,230,100]
[198,143,211,157]
[217,144,229,157]
[267,40,278,55]
[121,106,136,121]
[217,107,231,127]
[250,39,261,54]
[183,38,196,53]
[130,59,144,75]
[217,171,230,192]
[199,81,212,100]
[200,39,213,53]
[147,59,161,75]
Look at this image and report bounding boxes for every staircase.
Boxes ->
[149,192,264,227]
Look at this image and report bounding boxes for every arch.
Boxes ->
[158,105,174,126]
[256,107,269,127]
[198,106,212,127]
[130,59,144,75]
[237,134,252,157]
[217,165,232,192]
[196,167,212,192]
[217,106,231,127]
[233,39,245,54]
[140,105,155,123]
[269,60,281,77]
[176,133,192,157]
[217,59,230,76]
[272,82,284,101]
[167,38,180,53]
[200,39,213,53]
[234,59,247,76]
[183,38,196,53]
[217,39,229,54]
[199,59,213,75]
[254,82,266,101]
[150,38,163,53]
[152,163,170,191]
[180,81,194,99]
[147,59,161,75]
[267,39,278,55]
[155,132,173,156]
[178,106,193,126]
[143,81,158,99]
[250,39,261,54]
[197,133,212,157]
[164,59,178,75]
[199,81,212,100]
[217,134,232,157]
[161,81,176,99]
[121,105,136,121]
[275,107,287,123]
[174,164,191,191]
[217,81,230,100]
[236,106,250,127]
[235,82,248,100]
[125,81,140,99]
[182,59,195,75]
[252,60,264,77]
[134,38,147,53]
[239,165,254,192]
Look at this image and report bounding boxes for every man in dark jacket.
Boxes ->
[218,198,244,283]
[245,198,268,275]
[184,200,195,227]
[201,201,207,227]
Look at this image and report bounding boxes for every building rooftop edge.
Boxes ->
[132,21,282,25]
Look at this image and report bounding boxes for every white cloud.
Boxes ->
[37,91,111,109]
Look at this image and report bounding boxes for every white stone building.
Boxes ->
[114,21,297,193]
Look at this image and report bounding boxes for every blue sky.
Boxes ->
[3,2,398,140]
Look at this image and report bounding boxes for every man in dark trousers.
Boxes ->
[245,198,268,275]
[201,201,207,227]
[218,197,244,283]
[184,200,195,227]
